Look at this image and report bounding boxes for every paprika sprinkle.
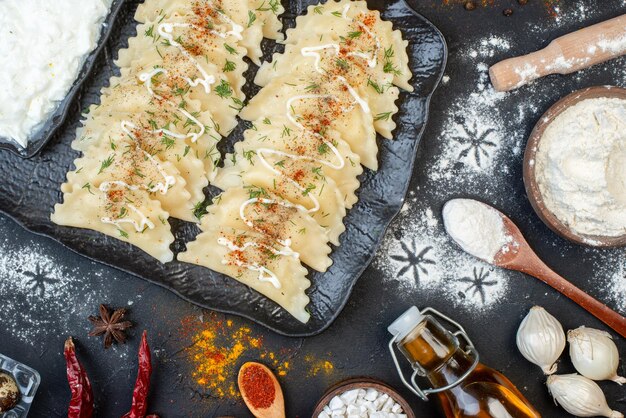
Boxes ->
[239,364,276,410]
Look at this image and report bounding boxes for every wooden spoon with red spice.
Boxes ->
[238,362,285,418]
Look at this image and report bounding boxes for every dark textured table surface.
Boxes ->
[1,1,625,417]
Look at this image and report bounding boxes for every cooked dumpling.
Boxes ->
[63,139,196,222]
[240,73,379,170]
[74,111,213,204]
[201,188,332,272]
[233,162,347,246]
[134,0,285,64]
[178,226,311,323]
[53,0,284,262]
[285,0,413,92]
[116,22,248,135]
[255,39,400,138]
[51,187,174,263]
[215,117,363,209]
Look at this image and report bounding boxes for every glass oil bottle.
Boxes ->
[388,307,541,418]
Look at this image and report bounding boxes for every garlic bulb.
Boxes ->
[516,306,565,374]
[568,326,626,385]
[547,374,624,418]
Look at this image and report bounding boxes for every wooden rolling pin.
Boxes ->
[490,14,626,92]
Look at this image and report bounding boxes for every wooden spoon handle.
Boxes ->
[525,260,626,338]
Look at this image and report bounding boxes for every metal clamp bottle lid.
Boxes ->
[387,307,479,401]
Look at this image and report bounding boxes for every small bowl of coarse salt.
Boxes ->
[524,85,626,247]
[312,377,415,418]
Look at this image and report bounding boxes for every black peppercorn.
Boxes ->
[503,8,514,16]
[464,1,476,11]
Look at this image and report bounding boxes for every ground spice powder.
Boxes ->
[179,313,335,399]
[240,365,276,409]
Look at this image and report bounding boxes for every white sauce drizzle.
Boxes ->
[97,5,240,233]
[156,23,217,94]
[217,237,299,289]
[220,3,383,287]
[101,203,155,232]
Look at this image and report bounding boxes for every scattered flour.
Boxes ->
[373,193,509,312]
[597,33,626,55]
[374,3,626,315]
[433,35,527,176]
[0,228,134,354]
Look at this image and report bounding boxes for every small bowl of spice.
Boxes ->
[524,85,626,247]
[0,353,41,417]
[312,377,415,418]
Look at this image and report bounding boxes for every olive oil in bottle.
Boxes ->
[388,307,541,418]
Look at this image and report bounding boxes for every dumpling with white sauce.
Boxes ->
[240,73,379,170]
[178,226,311,323]
[255,38,400,139]
[284,0,413,92]
[52,187,174,263]
[202,187,333,272]
[215,117,363,209]
[63,140,196,223]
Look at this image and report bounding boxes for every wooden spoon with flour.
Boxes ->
[443,198,626,338]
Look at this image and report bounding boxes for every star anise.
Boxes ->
[88,304,133,349]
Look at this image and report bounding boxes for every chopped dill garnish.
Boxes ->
[367,77,384,94]
[305,82,321,92]
[246,185,269,200]
[82,183,94,195]
[230,97,244,111]
[215,79,232,98]
[317,143,330,155]
[222,59,236,72]
[374,111,393,121]
[243,149,257,164]
[144,25,155,39]
[224,43,237,55]
[247,11,257,27]
[335,58,350,71]
[98,155,115,174]
[193,200,209,220]
[302,183,316,196]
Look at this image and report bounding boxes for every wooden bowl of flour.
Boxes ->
[524,85,626,248]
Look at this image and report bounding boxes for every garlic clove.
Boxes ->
[568,326,626,385]
[516,306,565,375]
[546,374,624,418]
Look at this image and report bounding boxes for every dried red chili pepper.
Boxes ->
[64,337,94,418]
[122,331,159,418]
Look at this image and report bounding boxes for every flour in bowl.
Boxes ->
[535,97,626,238]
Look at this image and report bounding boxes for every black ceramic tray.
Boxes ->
[0,0,126,158]
[0,0,446,336]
